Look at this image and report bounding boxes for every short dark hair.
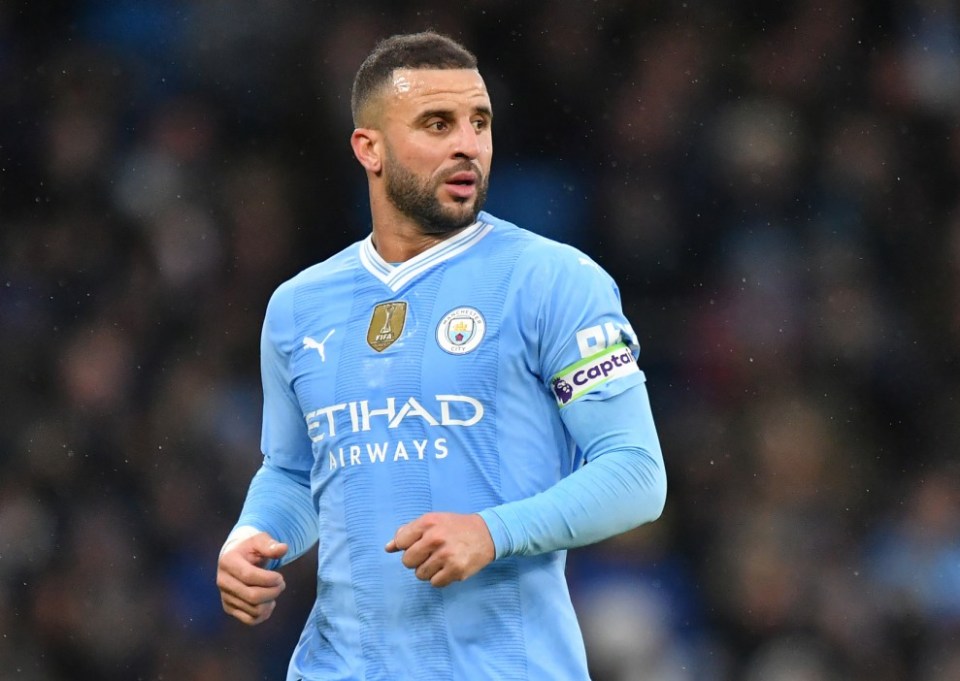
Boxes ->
[351,32,478,127]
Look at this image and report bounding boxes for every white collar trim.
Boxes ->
[359,220,493,292]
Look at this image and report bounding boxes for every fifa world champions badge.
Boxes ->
[436,307,485,354]
[367,301,408,352]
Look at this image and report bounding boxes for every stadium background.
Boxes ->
[2,1,960,679]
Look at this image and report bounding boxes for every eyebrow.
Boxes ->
[415,105,493,123]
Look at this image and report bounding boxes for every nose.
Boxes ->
[452,119,481,159]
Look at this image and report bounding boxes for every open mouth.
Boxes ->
[443,171,478,199]
[446,171,477,186]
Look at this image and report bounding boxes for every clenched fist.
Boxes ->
[385,512,495,587]
[217,531,288,625]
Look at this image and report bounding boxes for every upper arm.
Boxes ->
[534,247,645,408]
[259,283,314,472]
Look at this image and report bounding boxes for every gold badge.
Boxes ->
[366,301,407,352]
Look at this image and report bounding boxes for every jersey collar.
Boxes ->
[358,219,494,292]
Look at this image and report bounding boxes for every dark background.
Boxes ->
[2,1,960,679]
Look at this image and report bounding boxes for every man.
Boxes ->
[216,31,667,681]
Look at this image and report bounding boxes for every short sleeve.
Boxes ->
[259,282,314,472]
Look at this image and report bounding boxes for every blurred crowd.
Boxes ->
[2,1,960,679]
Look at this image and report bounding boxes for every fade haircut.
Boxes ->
[351,32,478,127]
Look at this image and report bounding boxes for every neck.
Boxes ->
[367,190,474,261]
[370,218,468,262]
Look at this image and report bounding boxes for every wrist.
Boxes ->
[476,509,511,560]
[220,524,262,558]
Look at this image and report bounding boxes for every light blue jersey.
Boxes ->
[248,211,664,681]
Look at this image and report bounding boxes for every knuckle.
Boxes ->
[256,602,276,623]
[235,562,256,579]
[256,585,279,603]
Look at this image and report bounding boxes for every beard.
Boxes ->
[383,149,488,236]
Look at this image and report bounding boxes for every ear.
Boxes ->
[351,128,382,174]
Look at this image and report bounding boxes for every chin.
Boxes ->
[419,206,479,236]
[435,200,471,221]
[450,202,476,219]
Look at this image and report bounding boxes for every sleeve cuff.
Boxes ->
[477,509,513,559]
[219,524,262,558]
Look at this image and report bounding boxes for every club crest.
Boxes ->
[367,301,407,352]
[436,307,485,354]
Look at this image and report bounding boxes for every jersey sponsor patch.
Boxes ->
[551,342,639,406]
[575,321,638,358]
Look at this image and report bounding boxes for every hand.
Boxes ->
[216,532,289,625]
[385,512,495,587]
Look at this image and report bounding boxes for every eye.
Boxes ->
[427,119,448,132]
[471,117,489,131]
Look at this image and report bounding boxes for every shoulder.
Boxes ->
[479,211,615,288]
[264,241,362,324]
[282,242,361,291]
[269,242,361,303]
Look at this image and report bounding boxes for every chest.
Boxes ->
[289,269,517,429]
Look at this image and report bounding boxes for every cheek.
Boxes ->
[480,143,493,172]
[402,144,447,172]
[480,134,493,159]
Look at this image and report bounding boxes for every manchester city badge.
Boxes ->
[436,306,485,354]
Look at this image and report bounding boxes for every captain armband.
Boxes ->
[550,342,641,407]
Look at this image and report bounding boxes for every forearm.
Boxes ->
[225,460,318,568]
[479,385,666,558]
[480,447,664,557]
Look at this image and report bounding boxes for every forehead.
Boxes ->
[385,68,490,114]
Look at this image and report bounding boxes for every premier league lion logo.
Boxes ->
[552,377,573,405]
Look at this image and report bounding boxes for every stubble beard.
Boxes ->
[383,151,488,236]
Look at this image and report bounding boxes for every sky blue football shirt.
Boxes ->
[252,211,659,681]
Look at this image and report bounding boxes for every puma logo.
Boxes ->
[303,329,335,362]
